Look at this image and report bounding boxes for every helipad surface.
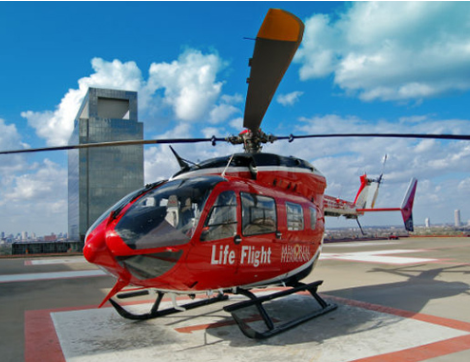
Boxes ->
[2,237,470,362]
[25,291,470,362]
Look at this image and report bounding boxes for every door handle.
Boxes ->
[234,235,242,245]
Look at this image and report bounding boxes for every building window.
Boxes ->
[286,202,304,231]
[241,193,277,236]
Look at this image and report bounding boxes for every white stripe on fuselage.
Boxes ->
[171,165,324,180]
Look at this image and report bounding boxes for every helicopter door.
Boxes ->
[239,192,278,276]
[187,190,241,274]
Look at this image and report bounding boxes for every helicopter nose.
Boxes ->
[83,225,115,267]
[83,229,105,263]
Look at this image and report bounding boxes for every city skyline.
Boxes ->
[3,209,469,241]
[1,230,67,241]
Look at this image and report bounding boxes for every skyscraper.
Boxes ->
[68,88,144,242]
[454,209,461,227]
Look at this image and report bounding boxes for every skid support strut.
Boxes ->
[109,290,228,321]
[223,280,337,339]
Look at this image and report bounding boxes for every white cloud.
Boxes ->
[221,94,243,104]
[0,159,67,235]
[209,103,240,125]
[277,91,304,106]
[147,50,226,122]
[0,119,29,176]
[0,118,27,150]
[296,2,470,102]
[21,50,226,147]
[208,92,243,125]
[22,58,145,146]
[229,117,243,130]
[3,159,66,202]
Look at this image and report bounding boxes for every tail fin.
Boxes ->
[353,173,384,209]
[354,174,371,209]
[401,178,418,232]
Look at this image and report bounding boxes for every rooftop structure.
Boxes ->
[68,88,144,242]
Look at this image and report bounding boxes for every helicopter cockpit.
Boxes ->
[114,176,225,250]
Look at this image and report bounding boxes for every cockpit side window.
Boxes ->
[201,191,238,242]
[241,192,277,236]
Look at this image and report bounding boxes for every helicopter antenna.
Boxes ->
[169,145,197,171]
[370,154,387,208]
[221,154,236,178]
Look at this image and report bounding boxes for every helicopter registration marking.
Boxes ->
[211,245,272,267]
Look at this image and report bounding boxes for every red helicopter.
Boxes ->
[81,9,418,339]
[5,8,469,339]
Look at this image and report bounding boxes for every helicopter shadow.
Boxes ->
[197,294,401,348]
[329,263,470,313]
[202,264,470,347]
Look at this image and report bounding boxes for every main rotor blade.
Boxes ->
[278,133,470,142]
[243,9,304,132]
[0,137,226,155]
[4,132,470,156]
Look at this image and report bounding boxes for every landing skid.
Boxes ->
[109,291,228,321]
[224,280,337,339]
[108,281,336,339]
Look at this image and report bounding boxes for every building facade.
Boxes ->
[454,209,461,227]
[68,88,144,242]
[425,218,430,228]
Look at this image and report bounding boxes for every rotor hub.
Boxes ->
[226,129,277,153]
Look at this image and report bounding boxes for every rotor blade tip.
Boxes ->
[258,8,304,42]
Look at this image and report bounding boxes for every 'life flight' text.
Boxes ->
[211,245,272,268]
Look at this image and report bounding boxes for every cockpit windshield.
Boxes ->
[115,176,225,250]
[85,180,166,244]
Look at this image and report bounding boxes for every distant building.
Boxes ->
[68,88,144,242]
[425,218,431,228]
[44,234,57,242]
[454,209,461,227]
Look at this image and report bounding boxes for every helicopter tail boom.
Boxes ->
[325,178,418,232]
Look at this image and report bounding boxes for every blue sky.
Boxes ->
[2,2,470,236]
